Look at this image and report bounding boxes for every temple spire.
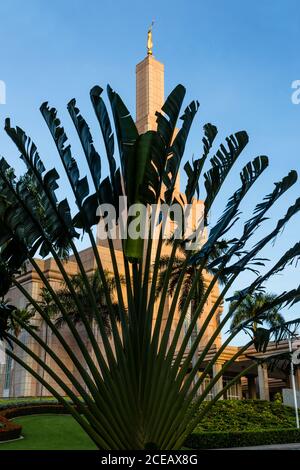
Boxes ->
[136,26,164,134]
[135,34,180,191]
[147,21,154,55]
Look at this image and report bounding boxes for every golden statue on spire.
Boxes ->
[147,21,154,55]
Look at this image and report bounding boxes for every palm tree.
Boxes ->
[0,301,38,341]
[30,272,120,396]
[9,308,39,338]
[28,287,58,398]
[41,269,121,334]
[229,292,285,332]
[0,302,38,396]
[0,83,299,449]
[156,238,229,313]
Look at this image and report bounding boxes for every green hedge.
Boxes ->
[185,428,300,449]
[0,404,69,419]
[194,400,298,432]
[0,397,59,406]
[0,398,72,410]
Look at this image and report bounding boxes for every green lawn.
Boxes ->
[0,414,97,450]
[0,400,297,450]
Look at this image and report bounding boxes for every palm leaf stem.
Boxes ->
[142,248,194,433]
[160,339,253,449]
[141,236,179,414]
[172,361,256,449]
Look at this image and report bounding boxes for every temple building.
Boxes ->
[0,36,299,406]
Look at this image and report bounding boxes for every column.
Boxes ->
[0,364,4,396]
[295,367,300,391]
[246,374,257,399]
[257,363,270,401]
[237,380,243,399]
[212,362,224,399]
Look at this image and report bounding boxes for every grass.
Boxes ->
[0,414,97,450]
[0,400,297,449]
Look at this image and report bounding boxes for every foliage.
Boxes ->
[230,292,285,331]
[194,400,297,432]
[0,415,22,441]
[8,308,39,338]
[0,302,38,344]
[0,82,299,450]
[273,392,283,404]
[185,427,300,449]
[0,397,61,407]
[31,270,121,334]
[156,238,228,311]
[0,403,74,419]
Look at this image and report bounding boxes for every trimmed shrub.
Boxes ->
[0,415,22,442]
[194,400,298,432]
[0,401,84,419]
[185,428,300,449]
[0,398,66,410]
[0,404,68,419]
[0,397,58,406]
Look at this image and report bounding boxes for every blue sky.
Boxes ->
[0,0,299,344]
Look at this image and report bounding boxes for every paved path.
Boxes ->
[219,443,300,450]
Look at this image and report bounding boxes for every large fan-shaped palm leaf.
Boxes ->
[0,82,299,450]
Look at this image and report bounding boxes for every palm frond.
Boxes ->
[184,123,218,202]
[203,131,249,224]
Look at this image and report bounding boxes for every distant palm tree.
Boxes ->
[0,302,38,397]
[29,287,58,398]
[0,300,38,340]
[229,292,285,332]
[31,270,121,396]
[9,307,39,338]
[38,269,121,334]
[156,238,229,314]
